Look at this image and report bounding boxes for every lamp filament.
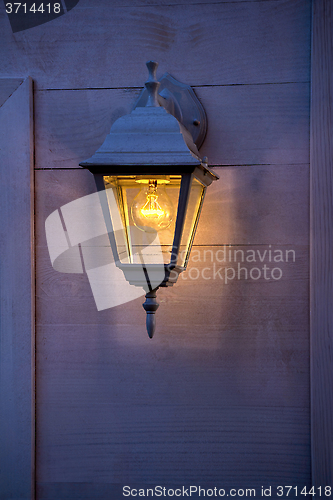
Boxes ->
[131,179,174,232]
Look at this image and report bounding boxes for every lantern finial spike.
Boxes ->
[146,313,156,339]
[143,289,159,338]
[145,61,160,108]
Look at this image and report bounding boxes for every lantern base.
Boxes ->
[117,263,185,289]
[143,289,159,338]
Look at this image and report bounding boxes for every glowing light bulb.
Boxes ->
[131,180,174,232]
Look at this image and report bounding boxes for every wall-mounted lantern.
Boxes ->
[80,61,218,338]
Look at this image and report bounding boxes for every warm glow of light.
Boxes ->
[131,179,174,231]
[140,194,165,218]
[136,178,170,185]
[141,208,165,217]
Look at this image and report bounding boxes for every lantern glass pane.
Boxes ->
[103,175,181,265]
[178,177,206,267]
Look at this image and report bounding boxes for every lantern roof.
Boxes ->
[79,61,207,170]
[80,105,202,168]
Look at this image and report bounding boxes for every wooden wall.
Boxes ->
[0,78,35,500]
[310,0,333,488]
[0,0,312,498]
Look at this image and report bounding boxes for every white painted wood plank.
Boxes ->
[36,389,310,484]
[35,164,309,249]
[0,78,35,499]
[36,244,309,328]
[0,0,311,89]
[197,164,309,246]
[199,83,310,166]
[34,83,310,169]
[310,0,333,487]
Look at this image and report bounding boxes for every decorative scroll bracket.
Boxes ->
[133,71,207,149]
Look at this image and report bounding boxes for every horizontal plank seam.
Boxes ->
[67,0,305,10]
[35,81,310,92]
[34,164,310,170]
[36,243,309,247]
[189,243,308,247]
[29,402,311,410]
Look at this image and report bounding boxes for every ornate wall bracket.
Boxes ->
[133,72,207,149]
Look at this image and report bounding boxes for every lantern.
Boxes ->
[80,61,218,337]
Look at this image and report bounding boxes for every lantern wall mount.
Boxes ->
[80,61,219,338]
[133,70,207,149]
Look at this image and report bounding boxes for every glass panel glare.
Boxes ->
[103,175,181,265]
[178,177,205,267]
